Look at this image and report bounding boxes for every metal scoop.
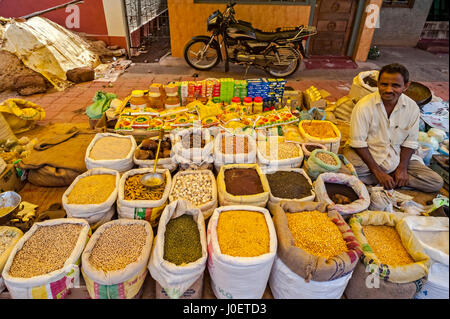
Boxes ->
[140,129,165,188]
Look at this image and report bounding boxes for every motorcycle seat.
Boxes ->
[254,28,300,42]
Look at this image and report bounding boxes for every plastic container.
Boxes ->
[165,93,181,109]
[253,97,263,114]
[243,97,253,114]
[148,92,164,111]
[129,90,148,111]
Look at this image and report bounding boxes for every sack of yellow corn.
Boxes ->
[345,211,431,299]
[269,201,362,299]
[217,163,270,207]
[81,219,153,299]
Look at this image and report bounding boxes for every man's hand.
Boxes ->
[393,166,409,187]
[373,169,396,190]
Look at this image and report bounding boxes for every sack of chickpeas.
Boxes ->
[62,168,119,230]
[85,133,136,172]
[304,149,341,180]
[344,211,430,299]
[257,136,304,170]
[81,219,153,299]
[207,205,277,299]
[172,128,214,170]
[169,170,217,220]
[213,133,257,173]
[117,168,172,227]
[314,172,370,216]
[133,134,178,173]
[149,200,207,299]
[268,201,362,299]
[2,218,90,299]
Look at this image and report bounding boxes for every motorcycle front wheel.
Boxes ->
[184,38,220,71]
[266,47,300,78]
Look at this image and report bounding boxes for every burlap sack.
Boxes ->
[19,127,94,186]
[344,261,424,299]
[271,201,362,282]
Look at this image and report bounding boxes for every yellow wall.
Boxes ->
[168,0,311,57]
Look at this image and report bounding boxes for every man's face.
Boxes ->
[378,72,410,104]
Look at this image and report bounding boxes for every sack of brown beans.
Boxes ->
[268,201,362,299]
[81,219,153,299]
[172,128,214,170]
[217,163,270,207]
[301,143,326,158]
[304,149,341,180]
[257,136,304,170]
[85,133,137,172]
[62,168,119,230]
[345,211,431,299]
[314,172,370,217]
[117,168,172,227]
[213,133,257,173]
[2,218,90,299]
[149,199,207,299]
[207,205,277,299]
[169,170,217,219]
[133,134,177,173]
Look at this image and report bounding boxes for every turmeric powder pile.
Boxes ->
[217,210,269,257]
[302,122,336,138]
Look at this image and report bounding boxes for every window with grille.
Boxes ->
[382,0,415,8]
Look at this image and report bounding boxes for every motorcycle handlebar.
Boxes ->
[227,1,237,8]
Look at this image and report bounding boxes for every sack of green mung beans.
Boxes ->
[314,172,370,216]
[169,170,218,220]
[62,168,119,229]
[148,199,207,299]
[207,205,277,299]
[213,133,257,173]
[304,149,341,180]
[269,201,362,299]
[256,136,304,170]
[344,211,430,299]
[81,219,153,299]
[2,218,90,299]
[117,168,172,227]
[263,168,315,212]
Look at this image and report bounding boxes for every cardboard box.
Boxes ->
[0,164,24,193]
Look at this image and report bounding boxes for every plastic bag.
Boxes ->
[0,98,46,134]
[85,92,117,120]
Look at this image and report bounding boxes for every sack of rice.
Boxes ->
[81,219,153,299]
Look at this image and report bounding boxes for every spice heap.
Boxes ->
[9,224,83,278]
[164,215,202,265]
[325,182,358,205]
[301,122,337,138]
[135,138,171,160]
[217,210,269,257]
[221,136,249,154]
[363,225,414,266]
[182,133,206,149]
[170,172,213,206]
[89,136,132,160]
[224,168,264,196]
[316,152,337,166]
[0,228,19,256]
[259,140,299,160]
[67,175,116,204]
[286,211,348,259]
[89,224,147,271]
[266,171,312,199]
[124,174,166,201]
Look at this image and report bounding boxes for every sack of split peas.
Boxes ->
[269,201,362,299]
[148,199,208,299]
[345,211,431,299]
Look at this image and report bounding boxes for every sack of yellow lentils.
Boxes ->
[207,205,277,299]
[117,168,172,227]
[216,163,270,207]
[62,168,119,230]
[269,201,362,299]
[344,211,430,299]
[81,219,153,299]
[148,199,207,299]
[0,226,23,293]
[256,136,304,170]
[2,218,90,299]
[298,120,341,153]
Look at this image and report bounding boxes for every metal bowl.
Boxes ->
[405,81,432,108]
[0,191,22,225]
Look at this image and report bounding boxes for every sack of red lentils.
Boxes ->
[213,133,257,173]
[344,211,430,299]
[81,219,153,299]
[314,172,370,216]
[2,218,90,299]
[269,201,362,299]
[149,199,208,299]
[207,205,277,299]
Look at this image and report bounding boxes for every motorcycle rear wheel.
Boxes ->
[266,47,300,78]
[184,38,220,71]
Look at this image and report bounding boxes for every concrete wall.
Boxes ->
[372,0,434,47]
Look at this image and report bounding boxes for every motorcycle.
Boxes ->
[184,1,317,77]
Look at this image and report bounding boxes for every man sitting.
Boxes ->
[344,63,443,192]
